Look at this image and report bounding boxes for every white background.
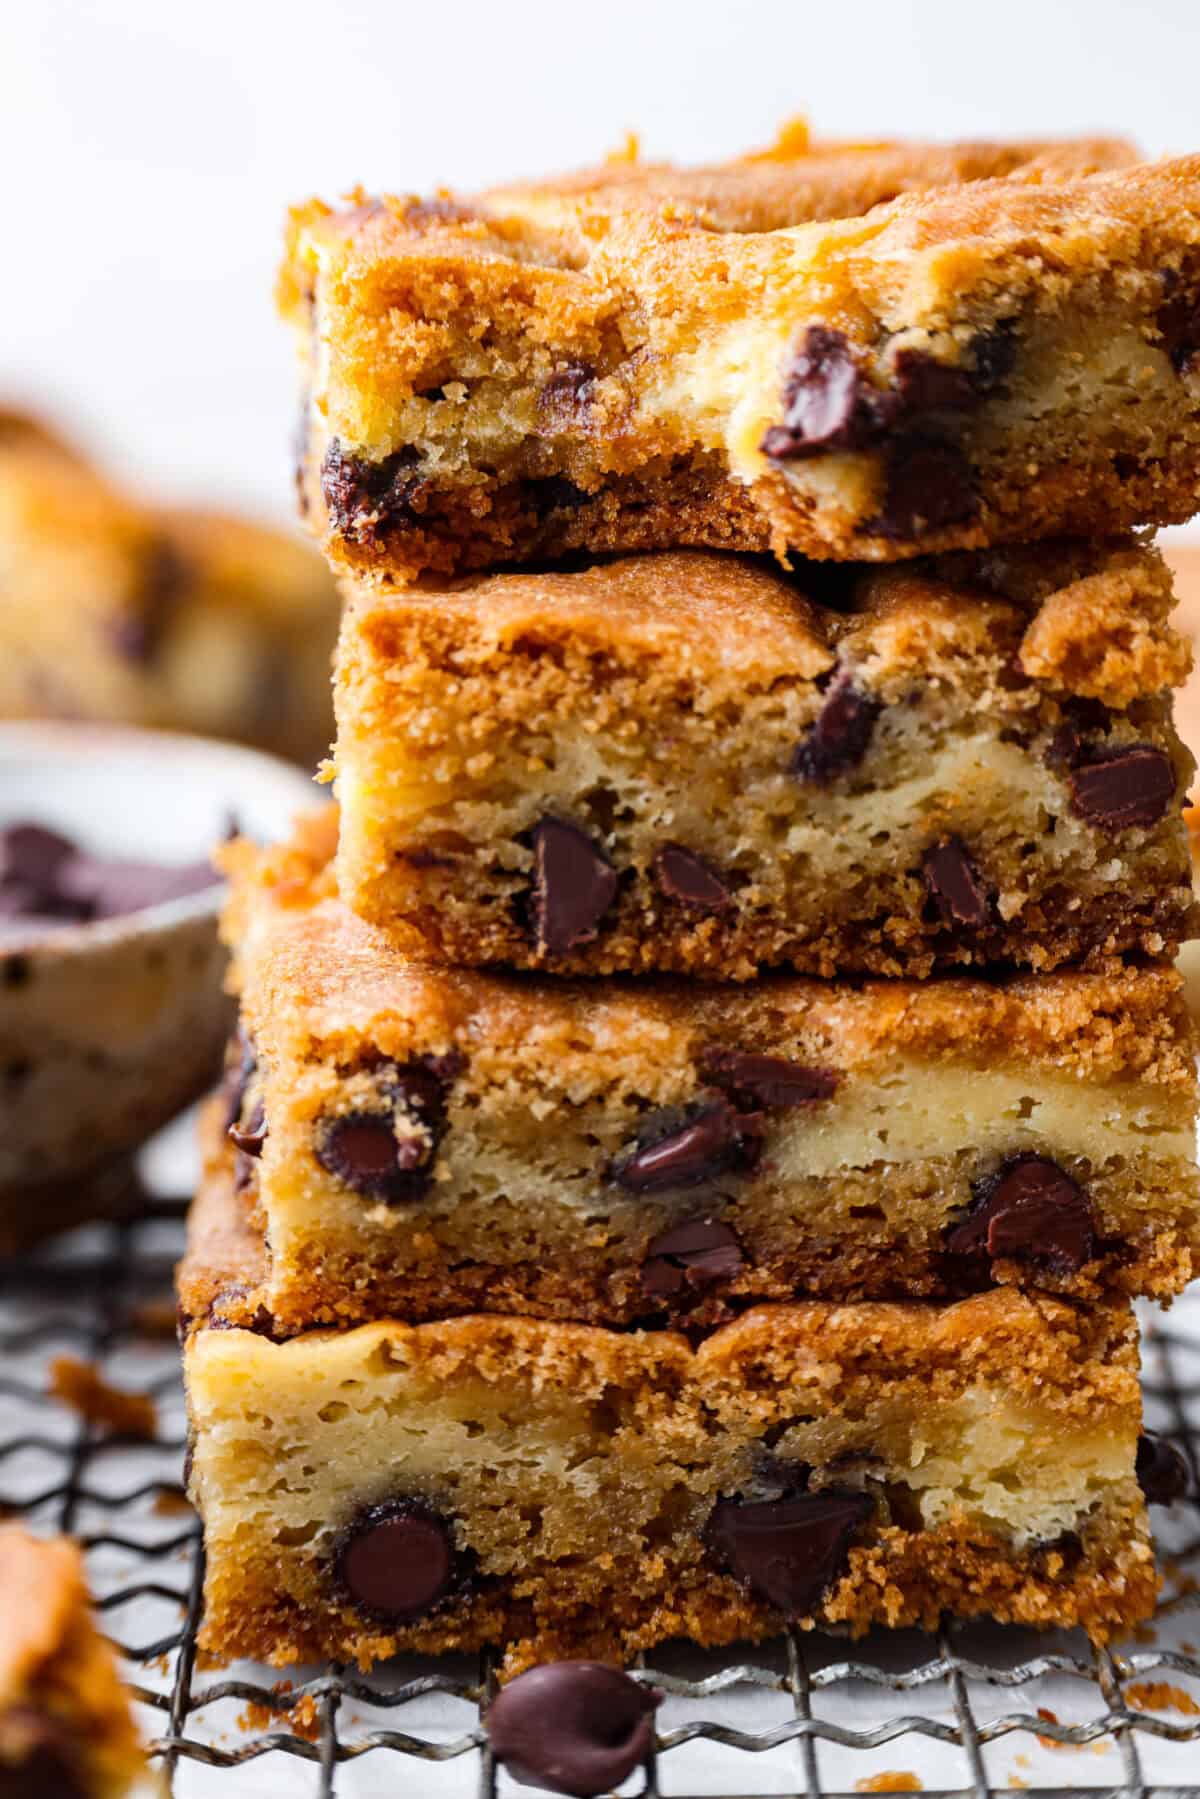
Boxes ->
[3,0,1200,526]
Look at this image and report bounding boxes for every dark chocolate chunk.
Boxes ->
[334,1498,463,1620]
[707,1489,873,1616]
[228,1097,267,1158]
[314,1057,458,1202]
[0,824,74,892]
[1068,746,1175,830]
[611,1099,763,1194]
[945,1154,1095,1275]
[701,1049,839,1111]
[760,327,896,460]
[486,1661,661,1799]
[922,838,991,930]
[0,820,215,925]
[641,1219,743,1297]
[868,436,978,538]
[652,843,732,911]
[321,438,429,543]
[1157,270,1200,372]
[1136,1431,1190,1505]
[537,363,596,433]
[791,667,881,783]
[889,348,978,414]
[530,816,618,954]
[0,1707,86,1799]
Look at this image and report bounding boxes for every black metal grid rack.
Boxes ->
[4,1198,1200,1798]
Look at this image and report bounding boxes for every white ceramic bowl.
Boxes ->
[0,722,318,1230]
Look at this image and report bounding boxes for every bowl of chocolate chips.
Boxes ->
[0,721,317,1229]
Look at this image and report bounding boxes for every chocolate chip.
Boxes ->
[922,838,991,930]
[0,1707,86,1799]
[222,1029,257,1131]
[889,349,978,414]
[537,363,596,433]
[486,1662,661,1799]
[530,816,618,954]
[1157,270,1200,372]
[321,438,429,543]
[334,1498,464,1621]
[611,1099,763,1194]
[1136,1431,1190,1505]
[867,436,978,538]
[641,1219,743,1297]
[707,1489,873,1616]
[653,843,732,911]
[314,1058,457,1201]
[791,668,880,783]
[228,1098,267,1158]
[700,1049,839,1111]
[527,474,591,518]
[970,321,1019,392]
[1068,747,1175,830]
[760,327,893,460]
[945,1154,1095,1275]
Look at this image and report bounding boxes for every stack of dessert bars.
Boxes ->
[182,131,1200,1679]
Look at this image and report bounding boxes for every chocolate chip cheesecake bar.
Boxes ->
[282,139,1200,580]
[0,1527,159,1796]
[197,818,1200,1330]
[0,412,338,767]
[332,543,1195,979]
[182,1173,1158,1675]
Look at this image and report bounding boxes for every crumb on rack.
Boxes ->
[1125,1681,1200,1716]
[239,1682,320,1741]
[854,1776,922,1793]
[48,1355,156,1438]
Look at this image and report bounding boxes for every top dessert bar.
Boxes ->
[281,133,1200,579]
[0,410,338,766]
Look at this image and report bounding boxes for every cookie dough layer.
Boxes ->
[199,836,1200,1330]
[0,413,338,767]
[0,1528,158,1797]
[281,140,1200,579]
[184,1270,1156,1675]
[332,544,1196,979]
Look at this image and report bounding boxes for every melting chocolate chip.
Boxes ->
[0,1707,86,1798]
[1136,1431,1190,1505]
[222,1028,257,1131]
[314,1058,458,1202]
[321,438,429,542]
[945,1154,1095,1275]
[1068,747,1175,830]
[228,1098,267,1158]
[611,1099,763,1193]
[334,1498,464,1620]
[653,843,732,911]
[889,349,978,413]
[700,1049,839,1111]
[1157,270,1200,373]
[868,436,978,538]
[922,838,991,930]
[791,668,881,783]
[760,327,891,459]
[486,1662,661,1799]
[641,1219,744,1297]
[707,1489,873,1616]
[530,816,618,955]
[537,363,596,433]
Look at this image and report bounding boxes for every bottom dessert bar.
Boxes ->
[184,1163,1157,1676]
[0,1527,159,1797]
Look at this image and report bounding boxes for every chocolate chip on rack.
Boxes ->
[641,1219,743,1297]
[334,1499,463,1621]
[1068,746,1176,829]
[652,843,731,910]
[707,1489,874,1616]
[945,1154,1095,1274]
[486,1662,661,1799]
[611,1099,763,1193]
[791,668,881,783]
[700,1049,839,1111]
[530,816,618,954]
[1136,1431,1190,1504]
[922,838,992,929]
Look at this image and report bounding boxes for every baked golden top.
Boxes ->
[343,539,1189,710]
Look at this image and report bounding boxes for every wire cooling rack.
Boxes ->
[3,1194,1200,1798]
